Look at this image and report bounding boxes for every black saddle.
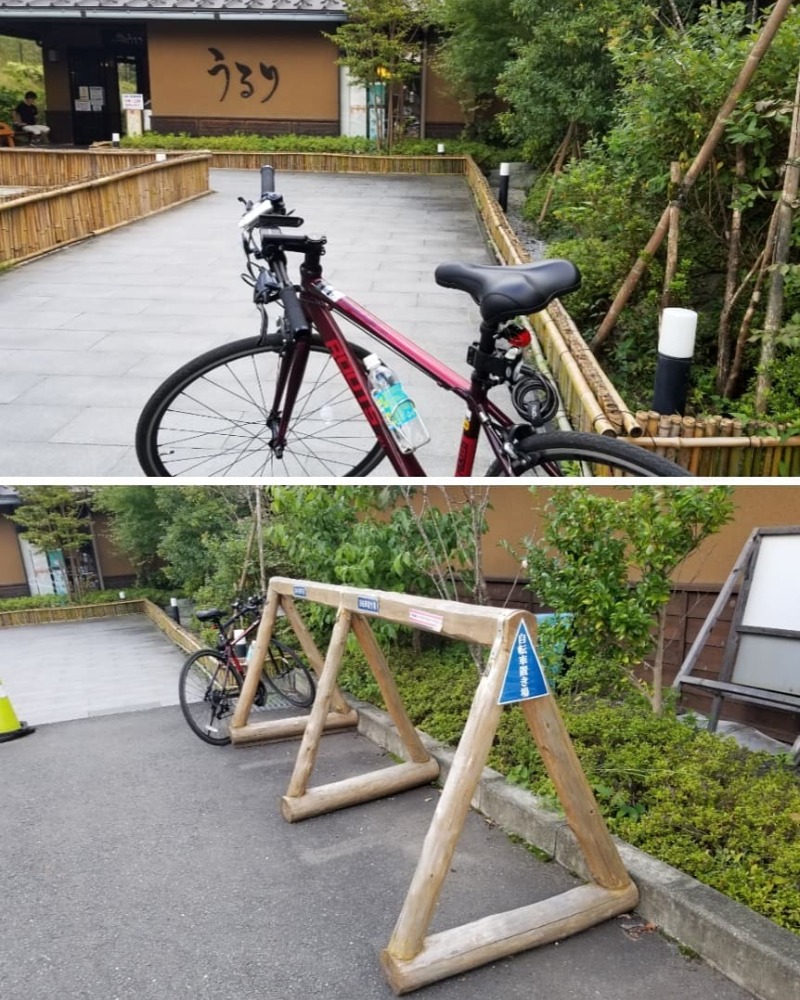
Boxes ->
[195,608,223,623]
[435,260,581,325]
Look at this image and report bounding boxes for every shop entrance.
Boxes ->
[67,29,148,145]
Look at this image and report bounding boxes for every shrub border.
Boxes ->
[351,695,800,1000]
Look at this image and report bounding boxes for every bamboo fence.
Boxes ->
[205,150,467,175]
[0,151,211,265]
[0,599,145,628]
[0,148,180,188]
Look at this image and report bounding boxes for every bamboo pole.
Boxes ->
[661,161,683,312]
[755,57,800,413]
[591,0,795,352]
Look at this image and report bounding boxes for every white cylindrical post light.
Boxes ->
[652,308,698,415]
[498,162,511,212]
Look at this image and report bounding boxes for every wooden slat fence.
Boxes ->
[0,152,211,265]
[0,148,182,187]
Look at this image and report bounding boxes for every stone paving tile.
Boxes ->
[0,616,186,727]
[49,407,145,446]
[0,169,493,477]
[2,349,145,377]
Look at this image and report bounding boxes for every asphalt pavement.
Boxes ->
[0,618,756,1000]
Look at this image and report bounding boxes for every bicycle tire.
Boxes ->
[486,430,687,477]
[179,649,243,746]
[262,638,316,708]
[136,334,387,477]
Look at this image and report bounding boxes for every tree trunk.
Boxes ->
[255,487,267,596]
[754,59,800,413]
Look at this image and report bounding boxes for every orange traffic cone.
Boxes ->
[0,676,35,743]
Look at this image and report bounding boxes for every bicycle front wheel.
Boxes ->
[486,430,687,477]
[179,649,243,746]
[262,639,316,708]
[136,334,387,477]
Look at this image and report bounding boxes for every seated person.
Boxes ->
[13,91,51,141]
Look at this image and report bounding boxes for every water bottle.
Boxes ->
[364,354,430,453]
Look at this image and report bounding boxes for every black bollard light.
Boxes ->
[498,162,510,212]
[111,131,121,148]
[652,308,697,416]
[169,596,181,625]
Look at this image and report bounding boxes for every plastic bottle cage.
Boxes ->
[232,578,639,995]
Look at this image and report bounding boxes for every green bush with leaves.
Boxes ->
[0,587,173,613]
[120,131,515,171]
[338,638,800,934]
[518,486,735,712]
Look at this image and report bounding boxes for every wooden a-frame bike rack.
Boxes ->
[232,577,639,994]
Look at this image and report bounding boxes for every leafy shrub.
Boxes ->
[120,131,517,172]
[338,638,800,933]
[0,587,174,613]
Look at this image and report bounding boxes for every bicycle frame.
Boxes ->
[269,274,520,477]
[208,609,260,678]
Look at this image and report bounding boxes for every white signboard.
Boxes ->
[122,93,145,110]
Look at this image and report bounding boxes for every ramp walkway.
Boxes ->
[0,169,491,477]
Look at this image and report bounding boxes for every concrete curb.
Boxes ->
[350,697,800,1000]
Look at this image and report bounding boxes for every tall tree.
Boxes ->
[424,0,519,135]
[93,486,168,585]
[10,486,92,601]
[325,0,424,149]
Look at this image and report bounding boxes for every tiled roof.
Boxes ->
[0,0,346,15]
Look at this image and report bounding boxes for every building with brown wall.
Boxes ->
[0,0,465,146]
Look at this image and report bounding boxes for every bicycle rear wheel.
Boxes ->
[179,649,243,746]
[486,430,687,477]
[262,639,316,708]
[136,334,387,477]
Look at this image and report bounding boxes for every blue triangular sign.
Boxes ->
[498,620,549,705]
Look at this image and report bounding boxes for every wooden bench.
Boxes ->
[0,122,16,147]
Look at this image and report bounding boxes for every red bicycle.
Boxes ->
[179,595,315,746]
[136,166,684,479]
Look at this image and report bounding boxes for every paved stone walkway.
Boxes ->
[0,169,492,477]
[0,616,186,725]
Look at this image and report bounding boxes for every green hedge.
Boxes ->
[0,588,175,613]
[340,641,800,935]
[120,131,520,172]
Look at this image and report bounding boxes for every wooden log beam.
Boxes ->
[230,709,358,746]
[285,607,352,799]
[269,577,507,646]
[281,758,440,823]
[381,882,639,995]
[350,613,432,764]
